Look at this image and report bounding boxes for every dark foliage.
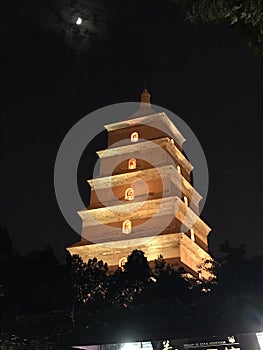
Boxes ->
[1,227,263,346]
[177,0,263,57]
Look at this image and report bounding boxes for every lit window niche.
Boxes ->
[131,132,139,143]
[119,257,127,271]
[176,165,181,174]
[190,228,195,241]
[128,158,136,170]
[183,195,188,206]
[170,138,175,144]
[125,187,134,201]
[122,220,132,234]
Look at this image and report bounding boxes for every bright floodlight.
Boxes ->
[121,343,138,350]
[257,332,263,349]
[76,17,82,25]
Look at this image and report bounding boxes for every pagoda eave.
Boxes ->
[88,165,202,205]
[96,137,193,173]
[104,112,186,147]
[78,196,211,237]
[66,233,211,279]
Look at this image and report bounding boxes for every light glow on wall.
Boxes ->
[131,132,139,142]
[128,158,137,170]
[125,187,134,200]
[119,257,127,270]
[184,195,188,206]
[122,220,132,234]
[176,165,181,174]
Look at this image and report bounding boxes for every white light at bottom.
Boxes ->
[256,332,263,349]
[121,343,139,350]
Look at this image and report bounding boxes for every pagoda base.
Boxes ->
[67,233,212,279]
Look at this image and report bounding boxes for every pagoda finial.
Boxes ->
[140,86,151,104]
[129,85,154,118]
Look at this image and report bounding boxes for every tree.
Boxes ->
[124,249,151,281]
[177,0,263,57]
[68,254,108,322]
[144,255,193,305]
[106,250,152,307]
[24,246,71,312]
[197,241,263,331]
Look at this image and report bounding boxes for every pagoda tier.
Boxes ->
[88,165,201,214]
[97,137,192,183]
[74,196,210,251]
[67,233,211,279]
[105,112,185,150]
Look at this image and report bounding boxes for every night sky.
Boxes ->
[1,0,263,261]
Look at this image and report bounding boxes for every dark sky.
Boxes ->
[1,0,263,261]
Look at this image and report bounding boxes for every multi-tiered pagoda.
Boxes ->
[67,89,211,278]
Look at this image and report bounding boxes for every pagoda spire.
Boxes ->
[140,87,151,104]
[129,85,155,118]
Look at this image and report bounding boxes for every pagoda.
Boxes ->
[67,89,211,278]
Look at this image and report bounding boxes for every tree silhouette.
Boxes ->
[1,230,263,343]
[177,0,263,57]
[68,254,108,323]
[105,250,152,307]
[124,249,151,281]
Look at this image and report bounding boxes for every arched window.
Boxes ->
[125,187,134,201]
[190,228,195,241]
[131,132,139,143]
[170,138,175,144]
[122,220,132,234]
[128,158,136,170]
[176,165,181,174]
[119,257,127,271]
[183,195,188,206]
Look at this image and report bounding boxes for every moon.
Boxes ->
[76,17,82,25]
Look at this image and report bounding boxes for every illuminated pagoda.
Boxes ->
[67,89,211,278]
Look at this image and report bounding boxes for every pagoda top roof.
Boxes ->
[104,112,186,147]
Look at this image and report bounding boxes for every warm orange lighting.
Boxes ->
[170,138,174,144]
[183,196,188,206]
[131,132,139,142]
[119,257,127,270]
[176,165,181,174]
[122,220,132,234]
[190,228,195,241]
[128,158,136,170]
[125,187,134,201]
